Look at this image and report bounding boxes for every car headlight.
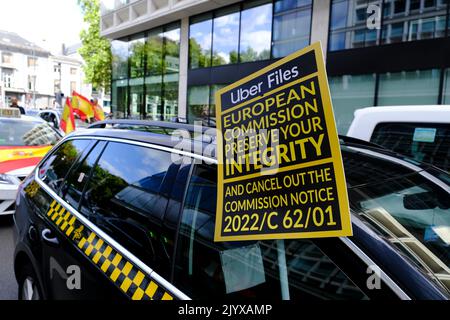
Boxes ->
[0,174,16,185]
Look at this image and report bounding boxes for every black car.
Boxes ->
[13,121,450,300]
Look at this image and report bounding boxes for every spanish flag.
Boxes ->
[92,101,105,121]
[72,91,95,121]
[60,97,76,134]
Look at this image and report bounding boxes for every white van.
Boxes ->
[347,106,450,172]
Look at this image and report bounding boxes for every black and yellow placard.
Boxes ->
[215,42,352,242]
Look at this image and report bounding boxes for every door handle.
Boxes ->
[42,229,60,246]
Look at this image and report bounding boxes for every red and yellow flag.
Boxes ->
[60,97,76,134]
[92,102,105,121]
[72,91,95,121]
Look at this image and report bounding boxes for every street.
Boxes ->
[0,215,18,300]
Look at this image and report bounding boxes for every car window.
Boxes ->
[78,142,182,277]
[39,139,92,193]
[349,169,450,293]
[0,119,60,146]
[173,164,368,300]
[60,141,107,209]
[370,122,450,172]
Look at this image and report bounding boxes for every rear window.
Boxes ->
[0,119,60,146]
[370,123,450,172]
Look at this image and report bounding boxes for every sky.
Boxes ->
[0,0,86,54]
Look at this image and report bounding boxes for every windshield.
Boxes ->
[0,119,60,146]
[343,146,450,293]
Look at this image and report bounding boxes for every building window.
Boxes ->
[110,22,180,121]
[70,67,77,75]
[272,0,312,58]
[329,0,449,51]
[239,1,273,62]
[111,38,129,80]
[189,0,299,68]
[144,23,180,121]
[129,34,146,78]
[212,6,240,66]
[329,74,376,134]
[443,69,450,104]
[189,14,213,69]
[54,80,61,93]
[111,79,128,118]
[28,57,38,67]
[187,84,228,126]
[28,75,36,91]
[70,81,77,93]
[2,52,12,64]
[378,69,440,105]
[2,70,13,88]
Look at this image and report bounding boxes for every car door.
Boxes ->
[35,138,121,299]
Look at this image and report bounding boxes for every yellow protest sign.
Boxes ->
[214,42,352,242]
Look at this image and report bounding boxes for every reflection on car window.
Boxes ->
[371,122,450,172]
[0,119,60,146]
[61,141,106,209]
[39,139,92,193]
[349,172,450,293]
[174,164,368,300]
[341,146,415,188]
[78,142,181,276]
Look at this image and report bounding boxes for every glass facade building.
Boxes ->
[107,0,450,134]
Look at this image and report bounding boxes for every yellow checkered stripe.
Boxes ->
[46,200,174,300]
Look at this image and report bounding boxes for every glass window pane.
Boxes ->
[378,69,440,105]
[330,0,348,30]
[443,69,450,104]
[39,139,92,193]
[111,39,129,80]
[164,26,180,75]
[145,76,163,120]
[239,3,273,63]
[274,0,312,12]
[329,74,376,134]
[188,85,210,124]
[329,31,346,51]
[209,84,228,127]
[189,16,213,69]
[146,28,164,76]
[79,142,181,276]
[371,123,450,172]
[129,80,144,119]
[212,7,240,66]
[163,73,179,121]
[351,173,450,292]
[272,6,312,58]
[112,79,128,118]
[61,141,106,209]
[129,35,145,78]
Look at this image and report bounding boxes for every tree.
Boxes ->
[78,0,112,92]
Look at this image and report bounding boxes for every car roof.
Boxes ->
[347,105,450,139]
[67,125,435,176]
[69,127,215,157]
[0,115,44,122]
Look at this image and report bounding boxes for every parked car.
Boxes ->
[13,121,450,300]
[0,108,62,216]
[347,106,450,172]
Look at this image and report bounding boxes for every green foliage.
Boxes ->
[78,0,112,92]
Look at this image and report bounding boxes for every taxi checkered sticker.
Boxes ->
[46,200,174,300]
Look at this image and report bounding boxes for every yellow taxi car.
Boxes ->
[0,108,61,215]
